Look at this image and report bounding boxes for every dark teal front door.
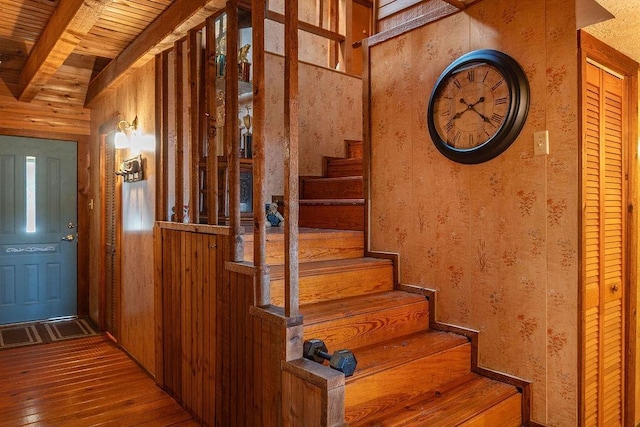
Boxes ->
[0,136,78,325]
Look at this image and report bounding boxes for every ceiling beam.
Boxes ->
[84,0,226,107]
[17,0,113,103]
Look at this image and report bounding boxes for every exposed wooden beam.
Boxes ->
[84,0,226,107]
[17,0,113,102]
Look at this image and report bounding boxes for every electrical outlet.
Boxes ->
[534,131,549,156]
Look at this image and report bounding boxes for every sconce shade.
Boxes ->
[114,130,130,149]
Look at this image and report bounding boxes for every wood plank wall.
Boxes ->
[155,224,227,425]
[0,93,91,136]
[155,223,304,426]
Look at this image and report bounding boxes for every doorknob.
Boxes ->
[611,284,619,292]
[61,234,76,242]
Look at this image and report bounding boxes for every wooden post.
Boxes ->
[284,0,300,318]
[226,0,243,261]
[188,30,200,224]
[155,52,170,221]
[253,0,269,306]
[175,40,185,223]
[206,17,219,225]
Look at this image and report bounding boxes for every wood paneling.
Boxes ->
[155,225,224,425]
[85,0,227,106]
[154,223,303,426]
[282,358,346,427]
[0,93,91,135]
[17,0,112,102]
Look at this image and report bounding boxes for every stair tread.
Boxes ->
[301,176,363,182]
[270,257,392,278]
[299,198,365,205]
[352,373,520,426]
[301,291,426,325]
[243,227,363,242]
[328,157,362,164]
[347,330,469,378]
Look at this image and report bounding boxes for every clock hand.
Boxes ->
[469,106,495,126]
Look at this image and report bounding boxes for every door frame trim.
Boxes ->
[579,30,639,426]
[0,128,90,319]
[98,118,122,339]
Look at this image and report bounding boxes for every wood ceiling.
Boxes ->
[0,0,225,108]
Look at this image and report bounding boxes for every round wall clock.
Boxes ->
[427,49,530,164]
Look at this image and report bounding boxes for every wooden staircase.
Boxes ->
[298,140,365,231]
[254,141,526,426]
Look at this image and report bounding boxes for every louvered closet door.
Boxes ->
[583,61,627,427]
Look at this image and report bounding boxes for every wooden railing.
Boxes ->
[154,0,355,425]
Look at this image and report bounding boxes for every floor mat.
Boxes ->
[42,318,99,342]
[0,318,99,350]
[0,324,44,349]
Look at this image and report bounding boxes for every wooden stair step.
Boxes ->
[325,157,363,178]
[346,140,363,159]
[351,373,521,426]
[270,257,394,306]
[302,291,429,351]
[299,199,364,231]
[344,330,471,423]
[243,227,364,264]
[300,175,364,199]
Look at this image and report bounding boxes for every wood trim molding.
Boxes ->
[266,10,346,42]
[368,1,460,47]
[578,29,639,427]
[154,220,231,235]
[397,283,532,424]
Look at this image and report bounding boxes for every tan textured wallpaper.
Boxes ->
[369,0,578,424]
[263,53,363,201]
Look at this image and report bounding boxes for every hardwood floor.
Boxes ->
[0,334,198,426]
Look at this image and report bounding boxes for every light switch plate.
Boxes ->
[534,131,549,156]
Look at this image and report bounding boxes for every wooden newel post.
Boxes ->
[284,0,300,318]
[253,0,269,306]
[226,0,243,261]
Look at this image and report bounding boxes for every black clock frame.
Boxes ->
[427,49,530,164]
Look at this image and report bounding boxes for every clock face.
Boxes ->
[427,50,530,164]
[432,62,510,150]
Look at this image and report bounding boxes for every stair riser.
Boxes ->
[301,178,364,199]
[346,141,363,159]
[345,343,472,424]
[303,300,429,351]
[299,205,364,231]
[270,266,394,306]
[243,234,364,264]
[326,162,363,178]
[461,394,522,426]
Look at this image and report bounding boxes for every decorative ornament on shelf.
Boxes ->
[241,106,253,158]
[238,44,251,82]
[265,203,284,227]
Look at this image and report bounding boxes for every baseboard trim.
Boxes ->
[397,282,532,425]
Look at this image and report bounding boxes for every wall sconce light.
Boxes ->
[114,116,138,149]
[115,154,144,182]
